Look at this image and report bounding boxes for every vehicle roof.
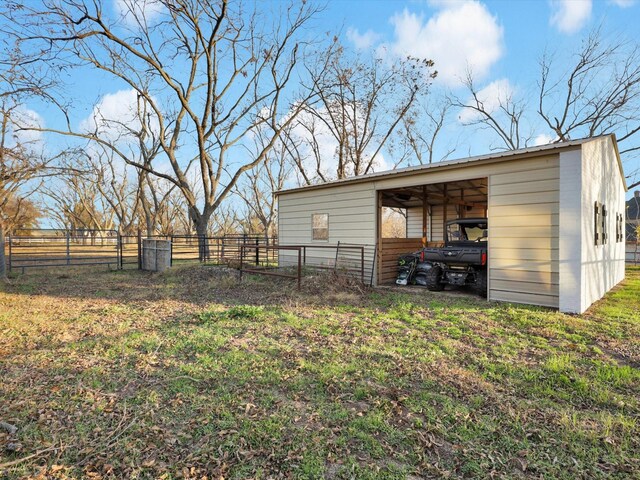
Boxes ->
[446,218,487,225]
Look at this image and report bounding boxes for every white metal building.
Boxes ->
[277,135,628,313]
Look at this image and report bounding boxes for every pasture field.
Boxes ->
[1,266,639,479]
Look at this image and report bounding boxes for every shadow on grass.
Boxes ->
[1,265,639,479]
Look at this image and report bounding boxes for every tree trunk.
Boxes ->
[195,219,210,262]
[146,215,154,238]
[0,224,7,281]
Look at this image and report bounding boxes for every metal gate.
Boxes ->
[5,229,122,273]
[4,230,278,273]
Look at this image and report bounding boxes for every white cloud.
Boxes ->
[389,2,503,86]
[550,0,592,34]
[533,133,554,146]
[346,27,381,50]
[458,78,514,123]
[427,0,467,7]
[10,106,44,146]
[608,0,635,7]
[113,0,164,25]
[287,105,393,182]
[80,89,159,143]
[372,152,391,172]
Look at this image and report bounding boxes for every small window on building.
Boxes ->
[595,202,608,246]
[594,202,600,246]
[602,204,608,244]
[312,213,329,240]
[616,213,624,243]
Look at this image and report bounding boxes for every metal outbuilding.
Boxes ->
[276,135,628,313]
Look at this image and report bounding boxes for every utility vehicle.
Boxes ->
[419,218,488,297]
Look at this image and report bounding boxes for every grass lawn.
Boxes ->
[1,266,639,479]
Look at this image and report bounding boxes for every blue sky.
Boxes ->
[326,0,639,193]
[14,0,640,201]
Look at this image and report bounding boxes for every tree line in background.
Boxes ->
[1,0,640,279]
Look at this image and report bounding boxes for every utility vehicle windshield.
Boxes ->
[447,221,488,243]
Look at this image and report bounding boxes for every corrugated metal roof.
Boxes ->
[277,134,619,195]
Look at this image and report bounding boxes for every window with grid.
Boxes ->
[312,213,329,241]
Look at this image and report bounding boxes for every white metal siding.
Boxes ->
[559,150,583,313]
[579,137,626,312]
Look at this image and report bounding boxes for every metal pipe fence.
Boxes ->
[239,245,303,289]
[627,241,639,265]
[4,229,277,273]
[238,243,373,288]
[4,229,372,288]
[6,229,121,273]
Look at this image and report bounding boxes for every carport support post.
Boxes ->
[422,185,428,247]
[442,184,448,242]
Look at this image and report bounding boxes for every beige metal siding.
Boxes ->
[406,207,423,238]
[279,183,375,243]
[430,204,458,241]
[279,153,562,308]
[488,161,560,307]
[278,182,377,271]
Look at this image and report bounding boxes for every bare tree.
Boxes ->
[209,204,241,236]
[70,147,143,235]
[1,193,40,234]
[12,0,322,257]
[138,174,182,236]
[290,43,436,183]
[451,30,640,187]
[42,169,115,233]
[454,73,530,151]
[402,97,457,165]
[0,41,57,279]
[234,127,290,238]
[381,208,406,238]
[538,30,640,187]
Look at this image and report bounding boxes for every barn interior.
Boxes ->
[377,177,488,284]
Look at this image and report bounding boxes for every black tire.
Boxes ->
[425,266,444,291]
[474,270,488,297]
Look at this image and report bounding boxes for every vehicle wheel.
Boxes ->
[474,270,488,298]
[425,266,444,291]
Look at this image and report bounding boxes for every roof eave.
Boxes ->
[276,140,589,196]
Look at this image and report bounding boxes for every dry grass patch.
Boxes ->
[1,266,638,479]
